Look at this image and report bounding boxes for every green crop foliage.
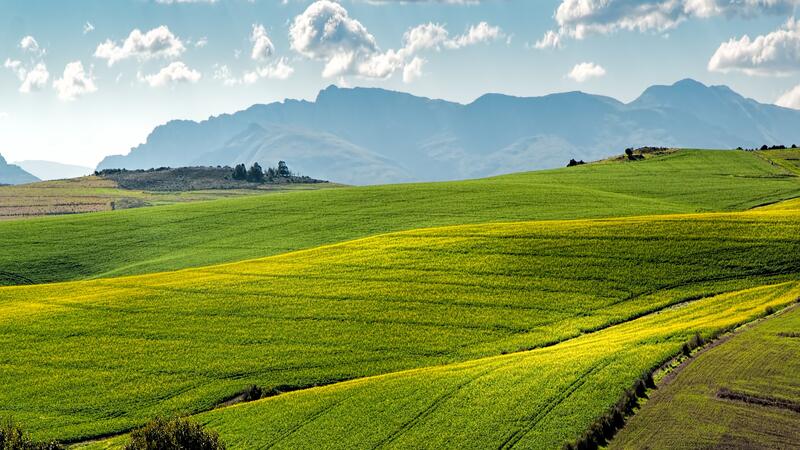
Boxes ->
[1,150,799,286]
[82,283,800,450]
[611,305,800,449]
[2,204,800,443]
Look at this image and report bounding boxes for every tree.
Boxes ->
[125,417,225,450]
[232,164,247,180]
[247,163,264,183]
[624,148,634,157]
[277,160,291,177]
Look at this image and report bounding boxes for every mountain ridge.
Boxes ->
[0,154,39,185]
[98,79,800,184]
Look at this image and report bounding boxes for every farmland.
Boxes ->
[611,305,800,449]
[2,149,799,286]
[0,176,333,221]
[0,149,798,449]
[1,202,800,443]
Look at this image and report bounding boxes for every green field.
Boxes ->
[1,149,799,449]
[2,204,800,443]
[611,305,800,449]
[2,150,799,286]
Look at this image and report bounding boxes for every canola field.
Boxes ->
[2,205,800,443]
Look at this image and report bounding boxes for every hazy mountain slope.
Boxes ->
[14,160,93,181]
[0,154,39,185]
[97,79,800,184]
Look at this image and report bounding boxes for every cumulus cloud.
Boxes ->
[403,56,425,83]
[139,61,201,87]
[776,83,800,108]
[536,0,800,48]
[19,36,45,56]
[4,58,49,93]
[155,0,217,3]
[53,61,97,101]
[250,24,275,60]
[94,26,185,66]
[708,18,800,75]
[243,57,295,83]
[567,62,606,82]
[289,1,503,80]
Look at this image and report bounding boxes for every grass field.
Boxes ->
[611,305,800,449]
[79,283,799,449]
[0,176,333,221]
[2,203,800,443]
[2,149,799,286]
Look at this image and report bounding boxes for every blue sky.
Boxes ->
[1,0,799,167]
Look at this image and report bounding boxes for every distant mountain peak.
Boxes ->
[97,79,800,185]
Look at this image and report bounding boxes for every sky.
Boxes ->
[1,0,799,168]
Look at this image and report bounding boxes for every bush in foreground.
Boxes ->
[125,417,225,450]
[0,419,62,450]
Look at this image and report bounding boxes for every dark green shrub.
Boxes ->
[0,419,62,450]
[125,417,225,450]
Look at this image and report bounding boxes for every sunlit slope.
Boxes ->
[2,206,800,441]
[92,283,800,450]
[611,305,800,449]
[1,149,799,286]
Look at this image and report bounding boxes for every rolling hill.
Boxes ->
[3,150,800,286]
[96,79,800,185]
[611,305,800,449]
[0,153,39,185]
[3,202,800,443]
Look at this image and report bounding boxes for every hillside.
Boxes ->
[611,305,800,449]
[2,150,800,285]
[96,79,800,185]
[0,153,39,185]
[3,204,800,443]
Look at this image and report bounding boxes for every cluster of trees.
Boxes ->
[567,159,586,167]
[739,144,799,151]
[232,161,293,183]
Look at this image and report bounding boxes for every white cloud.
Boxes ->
[4,59,49,93]
[94,26,185,66]
[19,36,45,56]
[0,112,8,120]
[708,18,800,76]
[289,1,503,80]
[195,37,208,48]
[776,83,800,108]
[20,63,50,93]
[213,64,239,86]
[243,57,295,83]
[403,56,425,83]
[537,0,800,48]
[139,61,201,87]
[83,22,95,34]
[567,62,606,82]
[155,0,218,3]
[446,22,504,48]
[53,61,97,101]
[250,24,275,60]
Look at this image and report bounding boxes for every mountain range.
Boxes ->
[98,79,800,185]
[0,153,39,185]
[14,160,93,181]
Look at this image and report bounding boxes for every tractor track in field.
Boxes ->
[498,361,610,450]
[66,287,799,448]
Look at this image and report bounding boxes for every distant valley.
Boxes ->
[98,79,800,185]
